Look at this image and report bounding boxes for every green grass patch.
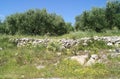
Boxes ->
[0,33,120,78]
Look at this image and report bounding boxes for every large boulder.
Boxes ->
[71,54,89,65]
[85,54,99,66]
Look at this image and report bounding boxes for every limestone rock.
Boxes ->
[115,48,120,53]
[15,36,120,47]
[71,54,89,65]
[85,54,99,66]
[0,47,2,50]
[110,53,120,58]
[36,65,45,70]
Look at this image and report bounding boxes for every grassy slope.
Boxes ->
[1,29,120,39]
[0,31,120,79]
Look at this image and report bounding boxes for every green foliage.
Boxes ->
[1,0,120,35]
[0,21,6,34]
[4,9,72,36]
[106,0,120,29]
[0,37,16,49]
[85,39,113,50]
[75,0,120,32]
[65,22,74,33]
[47,42,61,52]
[54,59,109,78]
[108,54,120,62]
[75,8,107,32]
[70,39,113,55]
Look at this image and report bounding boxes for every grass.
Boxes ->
[61,30,120,39]
[1,29,120,39]
[0,31,120,78]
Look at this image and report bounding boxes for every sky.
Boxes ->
[0,0,107,24]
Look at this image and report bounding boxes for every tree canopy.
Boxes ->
[3,9,73,35]
[0,0,120,35]
[75,0,120,32]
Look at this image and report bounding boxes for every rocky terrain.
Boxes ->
[11,36,120,66]
[14,36,120,47]
[0,36,120,78]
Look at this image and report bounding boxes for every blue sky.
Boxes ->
[0,0,107,24]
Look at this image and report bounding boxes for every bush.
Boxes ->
[4,9,70,36]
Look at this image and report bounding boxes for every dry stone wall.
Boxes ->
[9,36,120,66]
[14,36,120,48]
